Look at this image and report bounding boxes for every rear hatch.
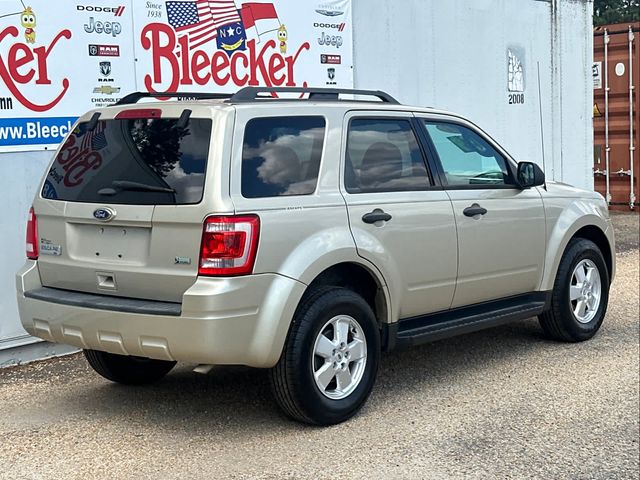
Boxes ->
[35,106,222,303]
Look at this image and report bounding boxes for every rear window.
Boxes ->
[241,116,326,198]
[42,117,212,205]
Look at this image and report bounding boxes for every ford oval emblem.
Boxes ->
[93,207,115,221]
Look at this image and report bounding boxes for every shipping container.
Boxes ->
[593,22,640,210]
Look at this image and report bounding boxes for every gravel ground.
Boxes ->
[0,215,638,480]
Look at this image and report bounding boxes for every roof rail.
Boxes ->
[115,91,232,106]
[229,87,400,104]
[114,88,401,106]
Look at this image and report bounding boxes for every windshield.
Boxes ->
[42,117,212,205]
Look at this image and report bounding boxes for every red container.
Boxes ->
[593,22,640,211]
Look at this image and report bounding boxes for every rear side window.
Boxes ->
[42,117,212,205]
[345,119,431,194]
[241,116,325,198]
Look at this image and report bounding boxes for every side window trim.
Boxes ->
[411,116,446,188]
[343,115,439,194]
[416,117,519,190]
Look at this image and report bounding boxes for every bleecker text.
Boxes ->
[54,133,102,188]
[0,27,71,112]
[141,23,310,92]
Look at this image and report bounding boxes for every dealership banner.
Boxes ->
[133,0,353,96]
[0,0,352,152]
[0,0,136,151]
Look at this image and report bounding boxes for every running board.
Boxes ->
[383,292,551,351]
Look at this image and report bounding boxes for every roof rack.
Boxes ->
[114,87,400,106]
[229,87,400,104]
[115,91,232,106]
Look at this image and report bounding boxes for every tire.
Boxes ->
[539,238,610,342]
[84,349,176,385]
[269,287,380,425]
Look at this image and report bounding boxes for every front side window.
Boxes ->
[423,121,514,187]
[241,116,326,198]
[345,119,431,193]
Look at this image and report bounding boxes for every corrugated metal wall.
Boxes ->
[593,22,639,210]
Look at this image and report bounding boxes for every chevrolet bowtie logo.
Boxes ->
[93,86,121,95]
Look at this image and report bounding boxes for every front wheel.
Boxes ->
[270,287,380,425]
[539,238,610,342]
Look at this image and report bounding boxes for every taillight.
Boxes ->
[198,215,260,276]
[26,206,38,260]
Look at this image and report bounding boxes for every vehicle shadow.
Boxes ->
[57,318,554,435]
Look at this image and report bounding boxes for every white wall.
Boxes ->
[0,150,51,349]
[351,0,593,190]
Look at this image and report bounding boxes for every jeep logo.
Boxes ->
[84,17,122,37]
[317,32,343,48]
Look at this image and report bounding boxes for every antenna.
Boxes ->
[0,1,26,19]
[537,61,548,191]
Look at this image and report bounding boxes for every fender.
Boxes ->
[345,224,410,323]
[273,225,394,324]
[540,197,614,291]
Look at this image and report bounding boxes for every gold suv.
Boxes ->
[17,87,615,425]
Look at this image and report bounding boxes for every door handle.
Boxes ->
[463,203,488,217]
[362,209,392,224]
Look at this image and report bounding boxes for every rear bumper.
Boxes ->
[16,261,306,368]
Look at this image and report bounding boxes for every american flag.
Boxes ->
[166,0,242,49]
[80,121,108,151]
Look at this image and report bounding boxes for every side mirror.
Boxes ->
[516,161,545,189]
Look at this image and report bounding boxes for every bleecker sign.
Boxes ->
[0,27,71,112]
[141,24,310,90]
[0,0,353,152]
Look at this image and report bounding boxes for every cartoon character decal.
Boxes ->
[277,24,287,54]
[20,6,36,44]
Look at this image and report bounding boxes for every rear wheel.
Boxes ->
[270,287,380,425]
[539,238,610,342]
[84,349,176,385]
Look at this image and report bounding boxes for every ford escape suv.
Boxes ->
[17,87,615,425]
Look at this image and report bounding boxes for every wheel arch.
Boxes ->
[303,262,392,328]
[571,225,613,282]
[541,209,614,291]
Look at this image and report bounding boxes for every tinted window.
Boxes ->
[423,121,513,187]
[42,118,211,205]
[345,119,430,193]
[242,116,325,198]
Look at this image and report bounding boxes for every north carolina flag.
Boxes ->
[165,0,242,49]
[240,3,280,37]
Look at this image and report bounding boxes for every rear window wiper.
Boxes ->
[98,180,176,196]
